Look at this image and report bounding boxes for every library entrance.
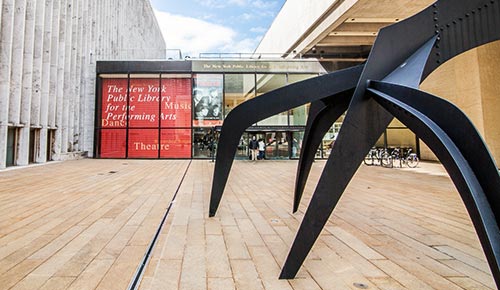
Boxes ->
[236,129,304,160]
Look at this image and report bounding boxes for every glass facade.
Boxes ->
[96,59,409,160]
[256,74,287,126]
[96,71,318,159]
[224,74,255,116]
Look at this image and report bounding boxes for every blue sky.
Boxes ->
[150,0,285,58]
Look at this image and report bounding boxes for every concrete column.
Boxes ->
[8,0,27,126]
[76,0,88,153]
[83,0,96,156]
[72,0,80,152]
[0,0,3,30]
[48,0,60,129]
[54,0,68,159]
[37,0,53,163]
[74,0,86,152]
[17,0,37,166]
[68,0,80,152]
[30,0,46,128]
[106,0,111,58]
[60,0,73,154]
[0,0,15,169]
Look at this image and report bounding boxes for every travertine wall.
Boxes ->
[0,0,165,168]
[420,41,500,166]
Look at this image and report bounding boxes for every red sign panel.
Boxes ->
[161,78,192,127]
[101,79,128,128]
[100,78,195,158]
[129,79,160,128]
[160,129,192,158]
[128,129,159,158]
[100,129,126,158]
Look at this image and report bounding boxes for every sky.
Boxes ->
[150,0,286,58]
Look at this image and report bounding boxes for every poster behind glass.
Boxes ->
[193,74,223,127]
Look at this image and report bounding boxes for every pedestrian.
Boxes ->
[258,138,265,160]
[249,135,259,161]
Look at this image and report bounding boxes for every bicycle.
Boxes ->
[387,147,419,168]
[364,147,392,167]
[405,148,419,168]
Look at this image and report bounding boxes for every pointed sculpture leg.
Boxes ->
[209,65,363,217]
[293,90,353,213]
[368,82,500,285]
[280,3,441,277]
[210,0,500,284]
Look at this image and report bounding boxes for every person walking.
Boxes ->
[258,138,265,160]
[249,136,259,161]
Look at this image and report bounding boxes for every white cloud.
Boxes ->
[195,0,227,8]
[220,36,261,53]
[154,9,257,57]
[240,13,254,21]
[250,26,267,34]
[252,0,278,9]
[228,0,248,6]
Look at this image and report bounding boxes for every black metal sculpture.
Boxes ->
[209,65,363,217]
[210,0,500,287]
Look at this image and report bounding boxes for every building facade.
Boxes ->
[256,0,500,165]
[0,0,165,169]
[95,59,326,160]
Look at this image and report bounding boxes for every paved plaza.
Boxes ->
[0,159,495,289]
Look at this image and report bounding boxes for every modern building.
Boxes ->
[0,0,165,169]
[95,59,326,160]
[255,0,500,165]
[3,0,499,167]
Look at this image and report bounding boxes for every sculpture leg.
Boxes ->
[293,91,352,213]
[280,96,394,278]
[368,82,500,286]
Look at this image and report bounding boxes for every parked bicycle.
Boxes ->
[386,147,419,168]
[364,147,392,167]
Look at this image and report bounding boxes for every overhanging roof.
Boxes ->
[255,0,435,69]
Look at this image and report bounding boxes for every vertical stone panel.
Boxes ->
[83,0,97,156]
[37,0,54,163]
[17,0,37,166]
[61,0,73,153]
[0,0,3,28]
[0,0,15,169]
[29,0,46,127]
[95,1,101,58]
[73,0,85,152]
[67,0,79,152]
[8,0,27,125]
[48,0,60,128]
[54,0,68,158]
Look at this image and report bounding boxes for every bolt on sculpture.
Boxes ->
[209,0,500,287]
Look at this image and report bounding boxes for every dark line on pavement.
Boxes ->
[127,160,192,290]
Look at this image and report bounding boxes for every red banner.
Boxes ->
[129,79,160,128]
[160,129,192,158]
[161,78,192,127]
[101,79,128,128]
[100,129,126,158]
[100,78,195,158]
[128,129,159,158]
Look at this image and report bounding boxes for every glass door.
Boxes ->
[263,131,289,159]
[7,128,16,167]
